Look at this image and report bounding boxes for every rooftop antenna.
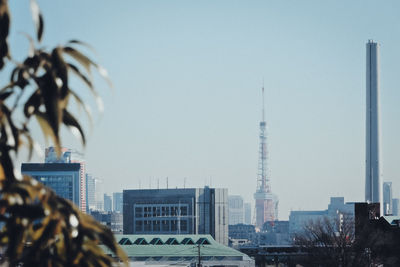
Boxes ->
[184,177,186,188]
[166,177,169,189]
[157,178,159,189]
[139,179,141,189]
[149,177,151,189]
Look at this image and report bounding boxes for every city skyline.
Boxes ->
[10,1,400,220]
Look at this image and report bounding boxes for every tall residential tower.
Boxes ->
[365,40,381,205]
[254,87,278,229]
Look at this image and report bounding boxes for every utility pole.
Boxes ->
[197,244,201,267]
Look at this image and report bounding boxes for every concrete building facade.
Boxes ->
[123,187,228,245]
[365,40,381,205]
[383,182,393,215]
[113,192,123,212]
[228,195,244,225]
[244,202,252,225]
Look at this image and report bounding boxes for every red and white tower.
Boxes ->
[253,86,278,229]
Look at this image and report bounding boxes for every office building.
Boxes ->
[228,195,244,225]
[244,202,252,225]
[113,192,123,212]
[104,194,112,212]
[21,163,82,210]
[365,40,381,205]
[123,186,228,245]
[44,147,87,213]
[383,182,393,215]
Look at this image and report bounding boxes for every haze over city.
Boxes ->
[9,0,400,220]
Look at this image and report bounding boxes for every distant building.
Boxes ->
[289,197,354,236]
[383,182,393,215]
[106,235,254,267]
[228,224,256,248]
[43,146,87,213]
[261,220,290,245]
[228,195,244,225]
[123,187,228,245]
[244,202,252,225]
[21,163,82,210]
[104,194,112,212]
[86,174,96,212]
[393,198,400,216]
[365,40,381,205]
[113,192,123,212]
[91,211,123,234]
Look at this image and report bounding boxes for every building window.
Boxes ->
[144,220,151,231]
[135,221,142,232]
[135,207,143,218]
[153,220,160,231]
[162,220,169,231]
[171,220,177,231]
[180,220,187,232]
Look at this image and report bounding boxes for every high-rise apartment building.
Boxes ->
[86,174,96,212]
[383,182,393,215]
[228,195,244,225]
[123,186,228,245]
[365,40,381,205]
[113,192,123,212]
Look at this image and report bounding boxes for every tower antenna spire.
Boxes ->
[262,79,265,122]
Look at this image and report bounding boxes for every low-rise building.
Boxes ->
[103,234,254,267]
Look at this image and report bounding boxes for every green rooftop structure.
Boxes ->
[103,234,254,267]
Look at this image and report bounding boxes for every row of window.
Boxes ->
[135,205,189,218]
[135,219,188,232]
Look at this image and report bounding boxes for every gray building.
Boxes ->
[104,194,112,212]
[393,198,400,216]
[228,195,244,225]
[383,182,393,215]
[289,197,354,236]
[91,211,123,234]
[113,192,123,212]
[244,202,252,225]
[123,186,228,245]
[365,40,381,205]
[86,174,96,212]
[21,163,82,209]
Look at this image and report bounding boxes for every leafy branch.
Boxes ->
[0,0,127,266]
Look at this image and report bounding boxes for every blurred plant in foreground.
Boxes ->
[0,0,127,266]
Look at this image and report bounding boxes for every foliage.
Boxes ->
[0,0,127,266]
[293,215,369,267]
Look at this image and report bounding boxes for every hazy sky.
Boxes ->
[9,1,400,219]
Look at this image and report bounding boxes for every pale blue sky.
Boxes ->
[9,1,400,219]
